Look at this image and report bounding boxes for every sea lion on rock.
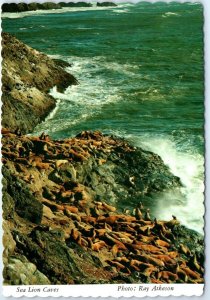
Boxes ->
[88,238,107,252]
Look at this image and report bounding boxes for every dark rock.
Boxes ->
[2,166,43,224]
[172,225,204,265]
[72,145,181,208]
[13,228,110,284]
[40,2,61,10]
[28,3,41,11]
[97,2,117,7]
[2,3,19,12]
[17,3,29,12]
[59,2,93,7]
[1,2,62,13]
[52,58,72,68]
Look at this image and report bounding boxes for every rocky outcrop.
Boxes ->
[1,2,94,12]
[59,2,93,7]
[1,2,62,13]
[97,2,117,7]
[2,129,204,285]
[1,32,77,134]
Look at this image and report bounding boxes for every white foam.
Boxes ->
[1,4,128,19]
[162,12,180,18]
[133,135,204,234]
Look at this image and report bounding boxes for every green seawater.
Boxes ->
[2,2,204,233]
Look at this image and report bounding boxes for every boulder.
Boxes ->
[4,255,51,285]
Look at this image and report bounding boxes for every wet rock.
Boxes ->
[52,58,72,68]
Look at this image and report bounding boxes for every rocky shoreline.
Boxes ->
[2,33,204,285]
[2,32,77,134]
[1,2,117,13]
[2,130,204,284]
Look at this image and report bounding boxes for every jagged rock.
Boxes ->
[3,255,51,285]
[3,222,16,265]
[2,166,43,224]
[2,130,204,284]
[12,228,111,284]
[1,32,77,134]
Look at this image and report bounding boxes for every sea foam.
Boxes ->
[134,134,204,234]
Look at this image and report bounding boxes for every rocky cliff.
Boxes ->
[1,32,77,134]
[2,129,204,284]
[2,33,204,285]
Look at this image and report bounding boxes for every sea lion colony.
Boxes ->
[2,129,204,284]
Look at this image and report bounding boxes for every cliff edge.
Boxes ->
[1,32,77,134]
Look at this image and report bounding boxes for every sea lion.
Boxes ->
[133,242,165,254]
[188,254,201,272]
[81,216,96,225]
[152,254,176,265]
[106,260,127,271]
[138,234,155,244]
[55,159,69,168]
[143,265,158,277]
[104,232,127,250]
[158,271,178,282]
[42,186,56,200]
[102,202,116,212]
[133,253,165,267]
[179,243,191,256]
[154,239,170,248]
[144,208,151,221]
[88,238,107,252]
[180,266,201,280]
[134,207,143,220]
[164,215,180,228]
[64,209,81,222]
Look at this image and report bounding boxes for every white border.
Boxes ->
[1,0,209,298]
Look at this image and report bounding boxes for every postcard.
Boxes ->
[1,0,206,297]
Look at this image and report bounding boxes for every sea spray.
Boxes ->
[133,135,204,234]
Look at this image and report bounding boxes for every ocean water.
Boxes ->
[2,2,204,234]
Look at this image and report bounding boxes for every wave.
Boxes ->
[1,4,129,19]
[126,133,204,234]
[33,52,204,234]
[162,12,180,18]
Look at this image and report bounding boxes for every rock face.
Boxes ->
[1,30,204,286]
[2,129,204,285]
[1,32,77,134]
